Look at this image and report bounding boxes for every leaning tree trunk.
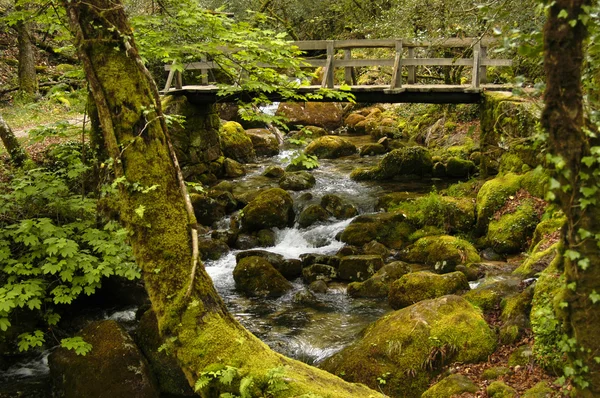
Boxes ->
[62,0,382,396]
[15,18,38,96]
[542,0,600,395]
[0,114,28,166]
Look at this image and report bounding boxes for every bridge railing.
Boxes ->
[163,38,512,93]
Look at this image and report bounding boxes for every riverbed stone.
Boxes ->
[421,374,478,398]
[246,128,280,157]
[403,235,481,273]
[262,165,285,178]
[276,102,344,130]
[486,200,540,254]
[347,261,411,298]
[388,271,470,309]
[233,256,292,297]
[309,280,329,293]
[359,143,387,156]
[279,171,316,191]
[49,320,159,398]
[241,188,294,232]
[320,194,358,219]
[219,121,256,163]
[298,204,330,228]
[299,253,340,268]
[350,146,433,181]
[475,173,523,234]
[340,211,414,249]
[445,156,476,178]
[487,381,517,398]
[338,255,384,281]
[305,136,357,159]
[302,263,338,283]
[223,157,246,177]
[321,295,496,398]
[463,277,521,313]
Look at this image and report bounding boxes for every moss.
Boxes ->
[513,241,559,278]
[446,157,476,178]
[388,271,470,309]
[347,261,411,298]
[298,204,330,228]
[482,366,512,380]
[462,278,521,313]
[338,255,384,282]
[321,295,496,398]
[359,143,387,156]
[233,256,292,297]
[486,200,540,254]
[529,214,565,250]
[445,179,481,198]
[219,121,256,163]
[403,235,481,273]
[279,171,316,191]
[498,153,525,174]
[340,211,414,249]
[508,345,534,367]
[241,188,294,232]
[350,146,433,180]
[321,194,358,219]
[421,374,478,398]
[522,382,556,398]
[475,173,523,234]
[302,263,338,283]
[304,136,357,159]
[487,381,517,398]
[521,167,550,199]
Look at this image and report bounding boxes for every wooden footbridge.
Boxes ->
[161,38,512,104]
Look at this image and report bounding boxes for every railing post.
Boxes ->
[407,47,415,84]
[201,55,209,85]
[175,70,183,90]
[471,41,481,89]
[390,39,403,90]
[480,45,488,84]
[344,49,354,85]
[164,61,177,92]
[321,40,335,89]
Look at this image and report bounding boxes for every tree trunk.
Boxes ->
[61,0,382,396]
[541,0,600,395]
[0,114,28,166]
[15,19,38,96]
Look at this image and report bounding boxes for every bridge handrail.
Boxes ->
[163,37,511,92]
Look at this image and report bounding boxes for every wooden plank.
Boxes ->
[163,61,177,92]
[175,71,183,90]
[471,44,481,88]
[321,40,335,88]
[407,47,415,84]
[344,49,353,85]
[390,39,403,90]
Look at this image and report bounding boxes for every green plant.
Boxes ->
[289,153,319,170]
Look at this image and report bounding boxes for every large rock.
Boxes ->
[49,320,159,398]
[233,256,292,297]
[388,271,470,309]
[421,374,478,398]
[276,102,344,130]
[475,173,522,234]
[235,250,302,280]
[320,194,358,219]
[279,171,316,191]
[403,235,481,273]
[463,277,521,313]
[298,204,330,228]
[321,295,496,398]
[338,255,384,281]
[486,199,540,254]
[241,188,294,232]
[347,261,411,298]
[340,212,414,249]
[304,136,357,159]
[219,121,256,163]
[350,146,433,180]
[245,128,280,157]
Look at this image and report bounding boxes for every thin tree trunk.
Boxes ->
[0,114,28,166]
[15,19,38,96]
[61,0,382,396]
[541,0,600,395]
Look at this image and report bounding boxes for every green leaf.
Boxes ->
[135,205,146,219]
[194,375,211,392]
[564,250,581,261]
[557,9,569,19]
[568,19,577,27]
[61,337,92,356]
[578,258,590,270]
[0,317,10,332]
[590,291,600,304]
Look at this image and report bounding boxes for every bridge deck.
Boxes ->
[164,84,513,104]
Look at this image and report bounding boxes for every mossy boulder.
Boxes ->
[475,173,523,234]
[388,271,470,309]
[321,295,496,398]
[522,382,556,398]
[445,157,476,178]
[513,241,559,278]
[236,250,302,280]
[351,146,433,181]
[320,194,358,219]
[190,193,227,226]
[298,204,330,228]
[482,366,512,380]
[49,320,159,398]
[245,128,280,157]
[233,256,292,297]
[499,286,534,344]
[223,157,246,178]
[262,165,285,178]
[241,188,294,232]
[347,261,411,298]
[279,171,316,191]
[219,121,256,163]
[276,102,344,130]
[508,345,534,367]
[338,255,384,282]
[520,167,550,199]
[463,277,521,313]
[304,136,357,159]
[529,214,565,250]
[487,381,517,398]
[359,143,387,156]
[344,113,367,134]
[403,235,481,273]
[486,200,540,254]
[302,263,338,283]
[340,212,414,249]
[421,374,478,398]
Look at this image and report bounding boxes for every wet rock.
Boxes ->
[487,381,517,398]
[463,277,521,313]
[499,286,534,344]
[403,235,481,273]
[270,310,311,328]
[50,320,159,398]
[340,212,414,249]
[279,171,316,191]
[309,280,328,293]
[219,121,256,163]
[362,241,389,258]
[190,193,226,226]
[359,143,386,157]
[445,157,476,178]
[223,157,246,177]
[321,295,496,398]
[480,247,506,261]
[299,254,340,268]
[292,290,321,307]
[262,165,285,178]
[302,264,338,283]
[421,374,478,398]
[233,256,292,297]
[236,250,286,268]
[234,233,261,250]
[257,229,276,247]
[198,236,229,260]
[475,173,522,234]
[279,259,303,280]
[336,245,360,256]
[344,113,367,134]
[350,146,433,181]
[347,261,411,298]
[338,255,384,282]
[304,136,357,159]
[388,271,470,309]
[246,128,279,157]
[276,102,344,130]
[320,194,358,219]
[298,204,330,228]
[241,188,294,232]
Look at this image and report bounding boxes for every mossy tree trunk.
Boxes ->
[15,15,38,96]
[0,113,28,166]
[541,0,600,395]
[62,0,381,396]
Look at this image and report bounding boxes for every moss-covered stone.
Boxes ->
[487,381,517,398]
[300,253,340,268]
[499,287,534,344]
[321,194,358,219]
[529,214,565,250]
[359,143,387,156]
[262,165,285,178]
[498,153,525,174]
[475,173,523,234]
[362,240,390,257]
[241,188,294,232]
[482,366,512,380]
[219,121,256,163]
[446,157,476,178]
[486,200,540,254]
[279,171,316,191]
[512,241,559,278]
[508,345,534,367]
[421,374,478,398]
[347,261,411,298]
[520,167,550,199]
[245,128,280,157]
[379,146,433,177]
[277,102,344,130]
[321,295,496,398]
[302,263,338,283]
[304,136,357,159]
[298,204,330,228]
[340,212,414,249]
[403,235,481,273]
[223,157,246,177]
[198,236,229,260]
[522,382,556,398]
[338,255,384,282]
[233,256,292,297]
[388,271,470,309]
[463,277,521,313]
[49,320,159,398]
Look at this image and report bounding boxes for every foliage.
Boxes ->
[0,139,139,350]
[289,153,319,170]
